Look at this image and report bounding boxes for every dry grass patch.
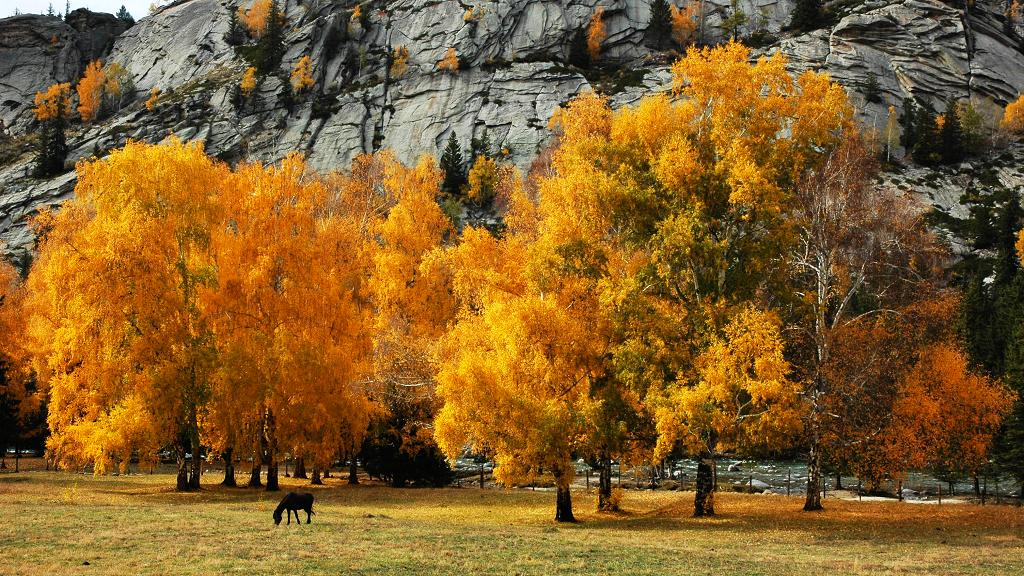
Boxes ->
[0,469,1021,575]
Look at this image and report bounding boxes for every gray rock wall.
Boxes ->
[2,0,1024,255]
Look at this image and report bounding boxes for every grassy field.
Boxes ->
[1,464,1022,575]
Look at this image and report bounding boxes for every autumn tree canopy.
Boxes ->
[9,37,1014,524]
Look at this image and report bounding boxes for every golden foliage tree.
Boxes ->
[290,55,315,93]
[438,47,459,73]
[76,60,105,122]
[587,7,607,61]
[1001,94,1024,134]
[239,0,271,37]
[435,198,608,520]
[33,83,72,121]
[367,153,457,468]
[27,139,223,490]
[202,153,376,490]
[466,155,498,205]
[102,62,131,111]
[391,45,410,77]
[0,257,40,470]
[536,42,852,517]
[654,308,802,515]
[145,86,160,110]
[241,66,258,97]
[670,4,698,46]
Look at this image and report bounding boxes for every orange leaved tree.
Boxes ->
[527,41,851,517]
[27,138,223,490]
[822,296,1014,494]
[76,60,105,122]
[202,153,376,490]
[364,152,457,485]
[785,130,946,510]
[0,256,41,471]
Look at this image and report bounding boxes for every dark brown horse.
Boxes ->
[273,492,315,525]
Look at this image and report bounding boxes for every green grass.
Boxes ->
[1,465,1022,575]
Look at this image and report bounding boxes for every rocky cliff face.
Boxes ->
[1,0,1023,255]
[0,9,129,134]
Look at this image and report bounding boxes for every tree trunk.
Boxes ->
[694,457,716,517]
[597,456,613,511]
[264,409,279,492]
[247,459,263,488]
[294,457,307,479]
[973,475,981,497]
[553,466,576,523]
[348,458,359,485]
[14,446,19,473]
[835,472,843,491]
[804,438,823,511]
[221,448,236,487]
[188,431,201,490]
[266,459,279,491]
[175,437,189,491]
[311,467,323,485]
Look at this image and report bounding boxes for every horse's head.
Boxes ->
[273,510,283,525]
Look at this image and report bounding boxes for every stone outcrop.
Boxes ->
[1,0,1024,255]
[775,0,1024,132]
[0,10,129,134]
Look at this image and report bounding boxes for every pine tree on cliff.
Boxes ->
[911,101,940,165]
[440,132,467,196]
[568,28,590,69]
[34,95,69,178]
[256,0,286,74]
[224,8,245,46]
[469,129,492,161]
[790,0,824,31]
[646,0,673,50]
[115,5,134,26]
[940,98,966,164]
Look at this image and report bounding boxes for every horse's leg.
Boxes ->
[306,508,311,524]
[287,509,292,525]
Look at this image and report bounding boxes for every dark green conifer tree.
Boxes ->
[789,0,823,32]
[646,0,673,50]
[911,101,939,165]
[568,28,590,69]
[900,98,919,151]
[470,129,492,161]
[115,5,134,26]
[224,7,245,46]
[256,0,286,74]
[440,131,467,196]
[33,92,69,178]
[864,72,882,104]
[940,98,966,164]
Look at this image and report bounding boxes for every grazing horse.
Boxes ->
[273,492,315,525]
